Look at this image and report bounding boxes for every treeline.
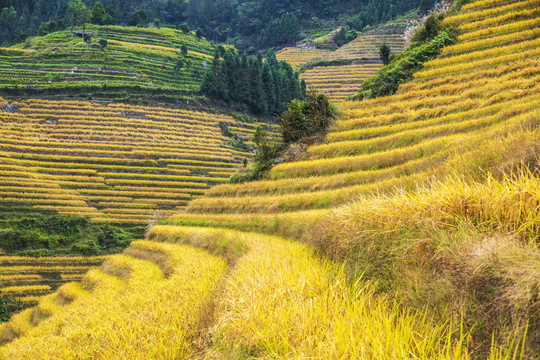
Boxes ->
[185,0,424,50]
[2,0,427,48]
[201,50,305,116]
[0,0,174,45]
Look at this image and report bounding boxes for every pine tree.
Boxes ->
[248,58,266,114]
[380,42,391,65]
[261,62,276,115]
[67,0,90,32]
[104,4,116,25]
[91,1,105,25]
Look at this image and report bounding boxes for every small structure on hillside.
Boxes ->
[75,31,94,37]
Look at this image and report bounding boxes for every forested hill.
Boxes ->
[1,0,433,49]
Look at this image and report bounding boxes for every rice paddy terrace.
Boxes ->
[0,26,216,102]
[300,63,383,103]
[1,0,539,357]
[0,26,278,317]
[0,255,104,311]
[179,0,540,217]
[275,47,332,70]
[277,18,410,103]
[0,98,277,226]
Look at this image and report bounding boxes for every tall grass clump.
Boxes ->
[313,169,540,357]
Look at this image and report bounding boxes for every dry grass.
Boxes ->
[0,243,227,359]
[147,226,485,359]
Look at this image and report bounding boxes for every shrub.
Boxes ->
[280,89,336,144]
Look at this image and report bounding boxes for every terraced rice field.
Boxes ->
[0,26,215,100]
[177,0,540,216]
[0,99,278,225]
[300,64,381,102]
[323,33,406,61]
[0,255,104,311]
[297,31,405,102]
[0,228,477,358]
[276,47,332,69]
[0,0,538,357]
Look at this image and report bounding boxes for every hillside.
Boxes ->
[0,255,104,312]
[0,98,277,225]
[0,20,287,316]
[0,95,278,310]
[0,26,215,102]
[277,15,412,102]
[166,0,539,355]
[0,0,539,358]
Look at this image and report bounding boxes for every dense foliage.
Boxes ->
[0,215,135,256]
[280,89,336,144]
[201,50,305,116]
[1,0,426,49]
[229,90,334,183]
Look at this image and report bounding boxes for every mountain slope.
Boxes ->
[0,98,277,225]
[0,26,215,102]
[163,0,540,355]
[1,0,539,357]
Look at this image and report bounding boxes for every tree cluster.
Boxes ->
[346,0,422,31]
[201,50,305,116]
[258,13,301,48]
[229,90,335,184]
[280,89,336,144]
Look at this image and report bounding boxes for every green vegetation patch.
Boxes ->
[0,215,139,256]
[351,14,459,100]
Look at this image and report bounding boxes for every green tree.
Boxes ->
[174,57,184,81]
[0,293,9,322]
[15,31,28,44]
[419,0,435,15]
[379,42,391,65]
[67,0,90,33]
[99,38,107,51]
[99,38,108,68]
[91,1,105,25]
[128,9,147,26]
[0,6,17,45]
[37,20,57,36]
[179,22,190,33]
[196,27,204,39]
[103,4,116,25]
[181,44,188,55]
[83,33,92,50]
[280,89,336,144]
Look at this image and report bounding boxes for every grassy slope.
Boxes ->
[0,26,276,306]
[165,0,540,356]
